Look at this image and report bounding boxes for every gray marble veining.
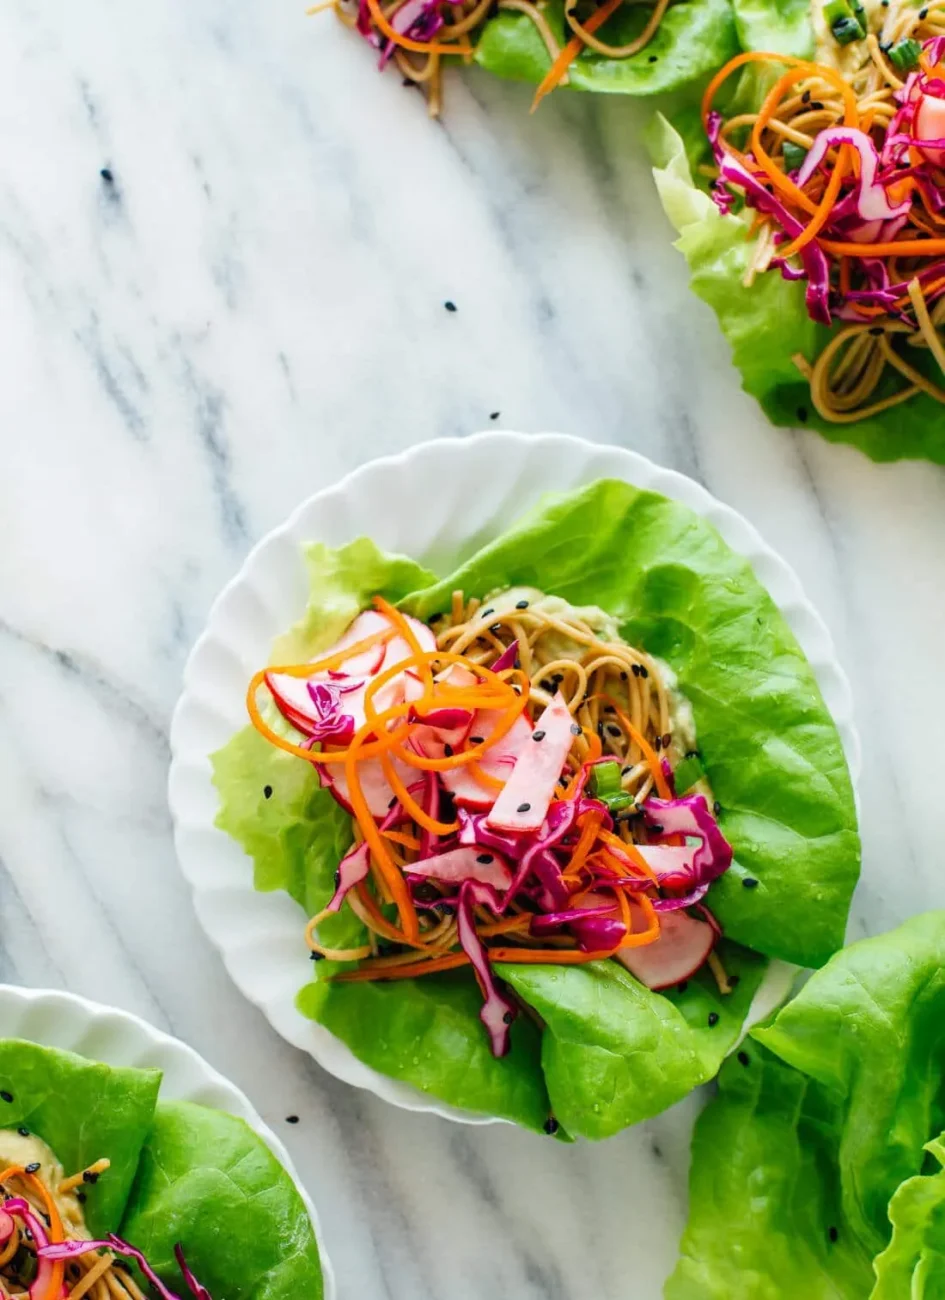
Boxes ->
[2,1,945,1296]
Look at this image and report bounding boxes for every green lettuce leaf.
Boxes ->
[668,911,945,1298]
[499,940,766,1139]
[0,1040,161,1235]
[120,1101,323,1300]
[475,0,739,97]
[214,481,857,1135]
[650,73,945,464]
[872,1133,945,1299]
[667,1040,874,1298]
[404,479,859,969]
[299,972,553,1132]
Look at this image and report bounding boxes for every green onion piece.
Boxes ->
[822,0,865,43]
[588,759,633,813]
[889,37,922,71]
[782,140,808,172]
[672,754,707,796]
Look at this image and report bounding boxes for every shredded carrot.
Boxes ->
[530,0,624,112]
[563,811,604,879]
[381,752,459,836]
[597,828,658,883]
[381,829,422,850]
[0,1166,65,1300]
[821,236,945,256]
[591,694,671,798]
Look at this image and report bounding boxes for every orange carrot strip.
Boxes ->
[618,893,660,948]
[381,829,422,850]
[381,751,459,836]
[563,811,604,878]
[530,0,623,112]
[821,237,945,256]
[588,694,671,797]
[597,829,659,884]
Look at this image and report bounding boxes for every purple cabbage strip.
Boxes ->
[325,840,371,913]
[39,1234,213,1300]
[455,881,516,1056]
[303,681,356,744]
[490,640,519,674]
[641,794,733,896]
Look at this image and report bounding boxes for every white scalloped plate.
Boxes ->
[169,431,861,1126]
[0,985,335,1298]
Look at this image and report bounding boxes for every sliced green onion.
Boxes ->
[587,759,633,814]
[782,140,809,172]
[889,37,922,71]
[823,0,865,43]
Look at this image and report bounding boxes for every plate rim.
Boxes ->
[0,983,336,1299]
[169,429,861,1126]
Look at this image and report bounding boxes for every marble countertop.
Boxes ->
[3,1,945,1296]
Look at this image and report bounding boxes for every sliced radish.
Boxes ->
[441,710,533,808]
[322,609,391,678]
[409,846,513,892]
[326,750,417,819]
[616,910,716,991]
[436,663,479,690]
[486,692,576,834]
[634,845,697,888]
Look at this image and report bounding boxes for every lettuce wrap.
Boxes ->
[667,911,945,1299]
[649,0,945,465]
[213,478,859,1140]
[0,1039,323,1300]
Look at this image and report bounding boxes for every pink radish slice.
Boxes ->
[436,663,479,689]
[326,750,417,819]
[409,707,474,761]
[916,92,945,167]
[323,610,392,677]
[616,910,716,990]
[409,846,513,892]
[486,692,576,834]
[441,711,533,808]
[634,845,697,889]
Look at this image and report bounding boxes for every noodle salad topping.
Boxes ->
[248,590,734,1056]
[704,3,945,424]
[310,0,672,116]
[0,1160,212,1300]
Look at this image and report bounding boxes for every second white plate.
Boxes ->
[168,431,860,1125]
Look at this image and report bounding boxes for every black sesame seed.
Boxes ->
[743,876,760,890]
[707,1012,720,1027]
[470,736,484,745]
[729,974,740,988]
[677,981,688,994]
[540,678,555,692]
[713,801,722,815]
[570,723,581,736]
[444,744,453,757]
[654,736,662,751]
[17,1127,28,1138]
[263,784,273,800]
[490,411,500,420]
[83,1171,99,1184]
[662,732,672,748]
[869,325,883,336]
[310,951,325,961]
[515,599,529,610]
[828,1226,839,1243]
[0,1092,13,1103]
[477,854,494,865]
[620,671,628,681]
[650,824,664,835]
[286,1115,300,1124]
[552,673,564,684]
[543,1116,559,1135]
[388,796,397,809]
[622,766,632,776]
[802,90,811,102]
[737,1050,750,1066]
[100,167,114,183]
[481,608,495,618]
[631,663,642,677]
[502,1011,514,1025]
[444,300,457,312]
[921,7,928,16]
[797,405,808,422]
[24,1163,39,1175]
[607,725,622,739]
[648,53,657,61]
[639,666,649,679]
[810,100,824,111]
[517,802,531,813]
[24,1229,33,1241]
[604,705,615,714]
[76,1191,86,1204]
[533,730,546,742]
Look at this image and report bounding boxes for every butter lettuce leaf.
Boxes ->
[669,912,945,1298]
[0,1039,161,1236]
[120,1101,323,1300]
[476,0,738,97]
